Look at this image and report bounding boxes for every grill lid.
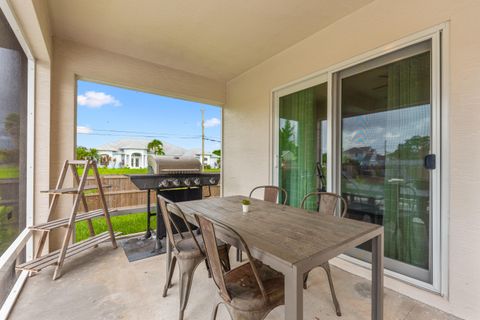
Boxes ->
[147,155,201,174]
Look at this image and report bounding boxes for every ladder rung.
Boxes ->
[30,209,118,231]
[67,160,89,165]
[16,231,121,272]
[40,185,112,194]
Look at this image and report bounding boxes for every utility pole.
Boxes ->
[201,109,205,170]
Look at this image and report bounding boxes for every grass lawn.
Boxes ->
[0,165,19,179]
[75,212,155,242]
[78,167,148,176]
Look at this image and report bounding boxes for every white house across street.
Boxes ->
[96,139,219,169]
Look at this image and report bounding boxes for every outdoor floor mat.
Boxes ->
[120,236,166,262]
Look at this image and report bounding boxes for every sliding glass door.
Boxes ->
[338,40,435,282]
[273,35,442,287]
[277,81,328,210]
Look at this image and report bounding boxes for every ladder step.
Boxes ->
[40,185,112,194]
[30,209,118,231]
[67,160,89,165]
[16,231,121,272]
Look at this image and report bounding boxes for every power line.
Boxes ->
[84,128,221,139]
[78,132,198,139]
[88,128,197,137]
[78,127,221,141]
[204,137,221,142]
[77,132,221,143]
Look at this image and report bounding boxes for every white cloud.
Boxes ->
[77,126,92,134]
[203,117,221,128]
[77,91,121,108]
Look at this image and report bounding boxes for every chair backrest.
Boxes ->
[249,185,288,205]
[300,192,347,217]
[158,195,202,254]
[195,214,268,304]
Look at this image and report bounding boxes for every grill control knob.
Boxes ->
[172,179,181,187]
[184,178,191,186]
[209,177,217,184]
[160,180,169,188]
[193,178,201,185]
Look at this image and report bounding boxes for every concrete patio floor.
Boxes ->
[10,241,460,320]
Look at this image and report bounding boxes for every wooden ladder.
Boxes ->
[16,159,120,280]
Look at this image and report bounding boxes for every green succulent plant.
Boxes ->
[241,199,251,206]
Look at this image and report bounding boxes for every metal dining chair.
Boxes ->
[248,185,288,205]
[236,185,288,262]
[158,195,231,320]
[196,214,285,320]
[301,191,347,317]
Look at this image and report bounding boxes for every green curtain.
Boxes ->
[279,87,317,209]
[384,52,430,269]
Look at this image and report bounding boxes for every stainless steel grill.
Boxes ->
[147,155,201,174]
[129,156,219,189]
[126,155,220,251]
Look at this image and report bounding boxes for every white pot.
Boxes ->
[242,204,249,213]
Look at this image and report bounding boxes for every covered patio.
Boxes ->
[1,0,480,320]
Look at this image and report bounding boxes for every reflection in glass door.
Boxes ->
[278,83,328,210]
[339,41,434,282]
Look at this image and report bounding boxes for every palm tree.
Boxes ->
[212,149,221,168]
[147,139,165,155]
[76,146,99,161]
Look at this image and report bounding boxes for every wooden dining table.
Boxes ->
[167,195,384,320]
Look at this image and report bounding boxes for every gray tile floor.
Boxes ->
[10,243,461,320]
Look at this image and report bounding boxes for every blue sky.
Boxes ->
[76,80,222,152]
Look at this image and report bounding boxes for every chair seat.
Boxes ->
[175,232,228,259]
[224,260,284,311]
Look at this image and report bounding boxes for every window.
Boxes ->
[277,82,328,208]
[131,153,141,168]
[0,8,28,305]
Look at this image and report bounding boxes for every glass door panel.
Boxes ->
[340,42,433,282]
[278,83,327,209]
[0,8,28,305]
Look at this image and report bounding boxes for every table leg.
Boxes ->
[372,233,384,320]
[284,266,303,320]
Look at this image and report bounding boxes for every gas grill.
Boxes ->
[127,155,220,251]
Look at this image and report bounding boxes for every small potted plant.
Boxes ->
[241,199,251,213]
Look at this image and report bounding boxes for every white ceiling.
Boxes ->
[47,0,373,81]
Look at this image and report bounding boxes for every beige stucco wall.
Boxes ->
[224,0,480,318]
